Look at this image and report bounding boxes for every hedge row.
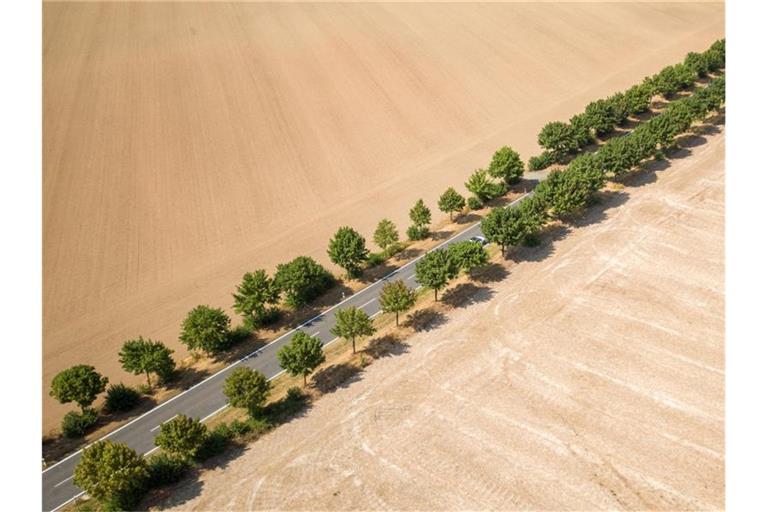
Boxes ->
[530,39,725,170]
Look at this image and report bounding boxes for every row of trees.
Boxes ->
[531,39,725,170]
[481,74,725,257]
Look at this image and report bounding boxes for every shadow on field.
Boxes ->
[396,248,421,262]
[514,223,570,263]
[365,334,410,360]
[404,308,448,332]
[640,157,671,174]
[360,263,399,283]
[442,283,494,309]
[620,168,659,187]
[459,213,482,224]
[431,230,453,241]
[313,363,362,394]
[569,190,629,228]
[471,262,509,283]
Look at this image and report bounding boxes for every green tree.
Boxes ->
[480,206,527,256]
[179,305,231,356]
[373,218,399,252]
[438,187,466,221]
[154,415,208,461]
[488,146,524,185]
[534,168,591,219]
[464,169,495,203]
[408,199,432,240]
[328,226,369,278]
[703,39,725,71]
[538,121,578,158]
[223,367,271,414]
[74,441,149,512]
[415,249,459,301]
[449,240,489,273]
[624,82,653,114]
[50,365,108,413]
[331,306,376,354]
[379,279,416,326]
[274,256,335,308]
[119,337,175,389]
[684,51,709,78]
[569,113,595,148]
[277,331,326,386]
[233,269,280,329]
[584,99,619,136]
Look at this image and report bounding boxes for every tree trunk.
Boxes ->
[303,374,307,387]
[449,211,453,221]
[434,288,438,301]
[395,311,399,326]
[352,337,356,354]
[146,371,152,389]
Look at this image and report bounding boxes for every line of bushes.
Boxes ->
[529,39,725,170]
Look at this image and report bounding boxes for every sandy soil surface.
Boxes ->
[162,130,724,511]
[42,1,724,432]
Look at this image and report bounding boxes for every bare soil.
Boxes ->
[43,1,724,432]
[159,130,725,511]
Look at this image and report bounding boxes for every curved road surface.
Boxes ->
[42,184,539,511]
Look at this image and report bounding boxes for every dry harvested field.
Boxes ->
[162,129,724,511]
[43,1,724,431]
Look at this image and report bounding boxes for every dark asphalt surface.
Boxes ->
[42,183,539,511]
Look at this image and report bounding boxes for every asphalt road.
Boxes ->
[42,184,539,512]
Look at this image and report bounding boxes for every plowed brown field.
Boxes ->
[43,1,724,432]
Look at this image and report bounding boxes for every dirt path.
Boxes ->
[43,1,724,432]
[162,131,724,511]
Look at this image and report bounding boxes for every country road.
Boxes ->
[41,181,541,512]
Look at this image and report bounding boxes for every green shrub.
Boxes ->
[104,383,141,414]
[228,324,253,346]
[195,427,232,461]
[487,182,507,200]
[228,419,253,437]
[286,386,304,402]
[406,225,429,241]
[384,241,406,258]
[366,251,387,267]
[528,152,556,171]
[62,409,98,438]
[147,452,191,487]
[467,196,483,210]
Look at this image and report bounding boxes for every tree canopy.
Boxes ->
[223,367,271,414]
[232,269,280,329]
[179,305,231,356]
[438,187,466,221]
[327,226,369,278]
[274,256,335,308]
[415,249,459,301]
[487,146,524,185]
[379,279,416,326]
[373,219,399,252]
[449,240,489,273]
[50,365,108,413]
[154,415,208,461]
[74,441,149,512]
[119,337,175,388]
[276,331,326,386]
[464,169,496,203]
[408,199,432,240]
[331,306,376,354]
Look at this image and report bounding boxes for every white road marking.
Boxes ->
[54,476,73,488]
[310,331,320,337]
[360,297,376,308]
[150,414,179,432]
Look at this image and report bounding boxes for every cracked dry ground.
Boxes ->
[165,132,724,511]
